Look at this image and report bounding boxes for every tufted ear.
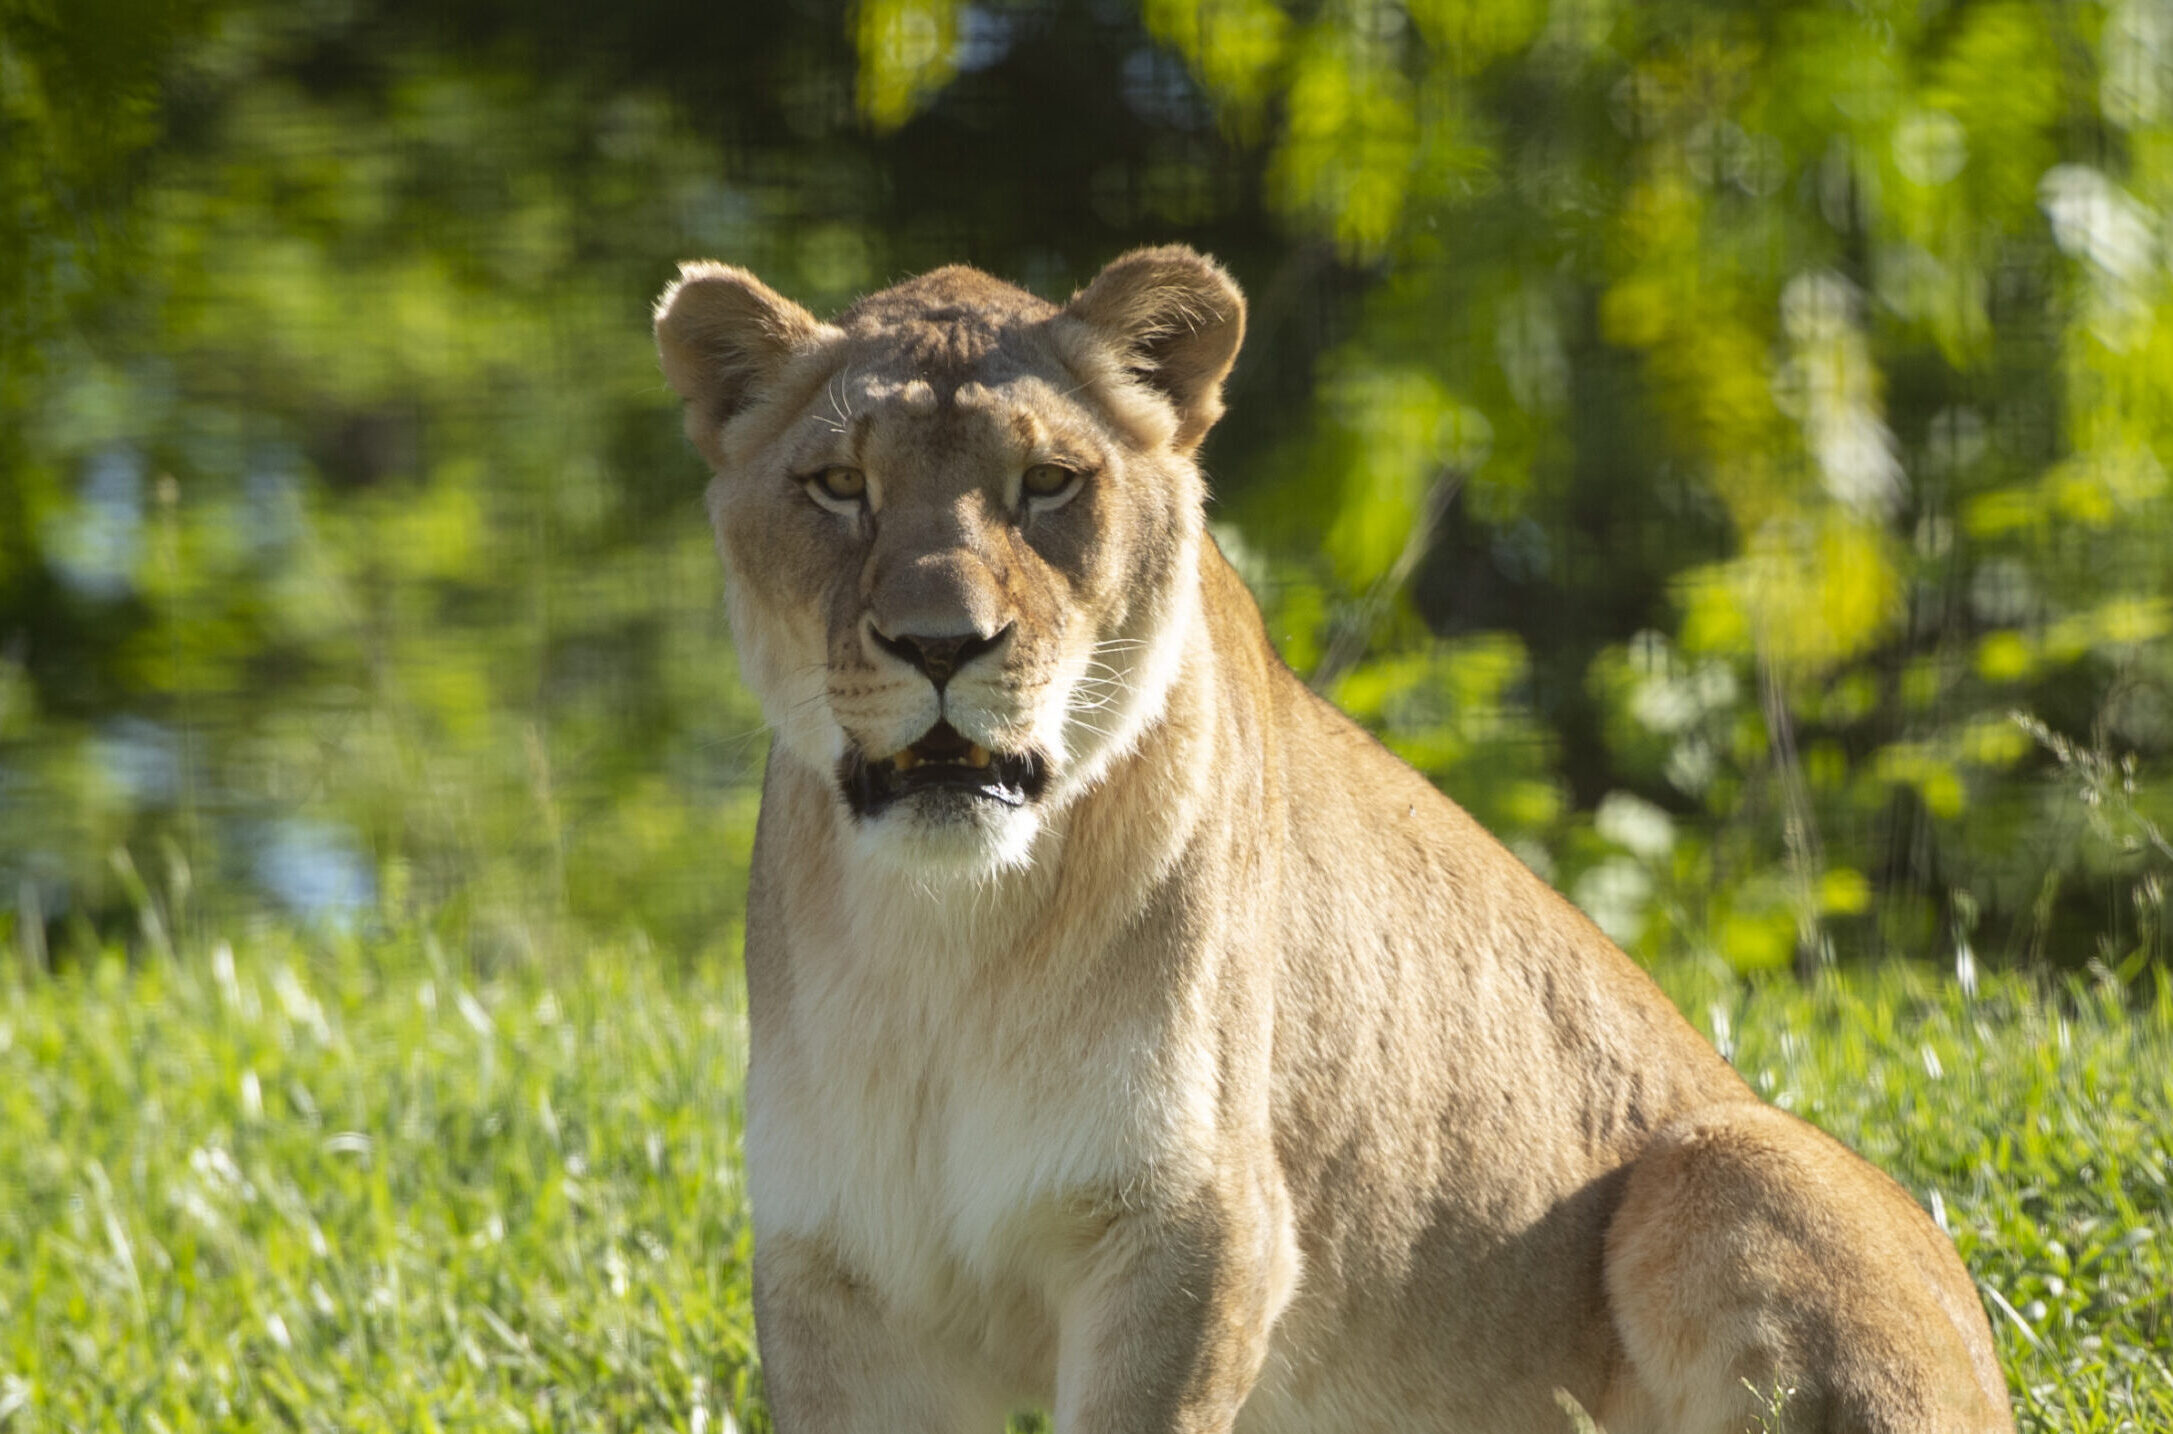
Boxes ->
[654,261,826,460]
[1064,245,1246,452]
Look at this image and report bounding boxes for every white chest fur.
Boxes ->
[743,854,1216,1322]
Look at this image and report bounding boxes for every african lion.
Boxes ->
[653,246,2012,1433]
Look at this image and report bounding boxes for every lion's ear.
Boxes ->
[654,262,826,460]
[1065,246,1246,452]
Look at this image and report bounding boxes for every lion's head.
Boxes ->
[655,247,1245,874]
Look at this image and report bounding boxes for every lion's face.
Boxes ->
[656,252,1243,874]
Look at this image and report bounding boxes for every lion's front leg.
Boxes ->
[754,1231,1013,1434]
[1053,1183,1298,1434]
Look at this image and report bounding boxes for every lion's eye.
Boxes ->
[1021,463,1081,508]
[812,466,865,501]
[803,466,868,515]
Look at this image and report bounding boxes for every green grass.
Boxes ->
[1,931,755,1432]
[3,930,2168,1431]
[1659,957,2173,1431]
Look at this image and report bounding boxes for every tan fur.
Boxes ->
[654,247,2013,1434]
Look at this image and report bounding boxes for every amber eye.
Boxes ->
[804,466,867,511]
[814,466,865,500]
[1021,463,1080,505]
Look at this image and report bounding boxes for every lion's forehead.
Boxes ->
[798,368,1103,478]
[845,366,1071,417]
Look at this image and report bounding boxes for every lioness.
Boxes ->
[653,246,2012,1433]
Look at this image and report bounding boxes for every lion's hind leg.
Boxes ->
[1597,1102,2012,1434]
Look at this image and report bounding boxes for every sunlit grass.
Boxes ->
[1664,956,2173,1431]
[3,930,2167,1431]
[0,930,755,1432]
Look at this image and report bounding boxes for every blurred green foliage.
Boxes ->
[2,0,2169,975]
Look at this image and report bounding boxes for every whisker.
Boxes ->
[822,368,857,438]
[694,725,773,757]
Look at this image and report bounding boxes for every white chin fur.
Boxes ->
[846,793,1045,881]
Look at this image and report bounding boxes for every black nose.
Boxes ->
[872,625,1011,689]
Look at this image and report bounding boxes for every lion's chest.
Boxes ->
[742,907,1201,1321]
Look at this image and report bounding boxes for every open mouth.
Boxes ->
[840,721,1049,817]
